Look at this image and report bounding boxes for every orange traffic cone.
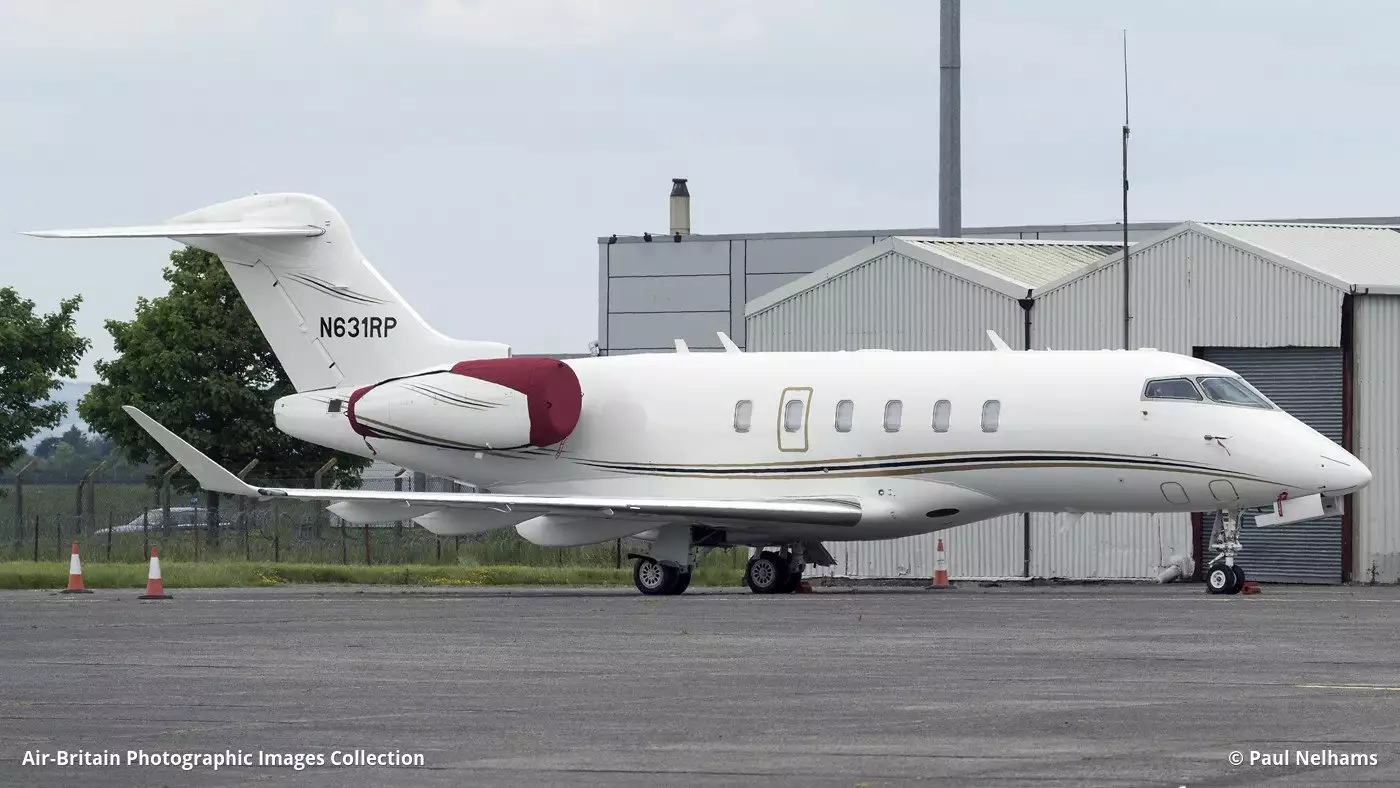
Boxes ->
[61,542,93,595]
[928,537,951,590]
[139,547,172,600]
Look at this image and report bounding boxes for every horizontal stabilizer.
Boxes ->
[23,223,325,239]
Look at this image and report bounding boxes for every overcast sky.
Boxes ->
[5,0,1398,381]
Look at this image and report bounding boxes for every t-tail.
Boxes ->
[23,193,510,391]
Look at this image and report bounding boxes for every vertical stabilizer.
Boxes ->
[26,193,510,391]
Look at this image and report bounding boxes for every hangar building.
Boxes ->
[597,204,1400,584]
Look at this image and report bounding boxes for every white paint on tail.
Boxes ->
[26,193,510,391]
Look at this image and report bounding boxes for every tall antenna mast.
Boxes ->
[1121,29,1131,350]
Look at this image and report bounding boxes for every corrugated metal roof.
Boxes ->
[746,236,1127,315]
[1199,222,1400,290]
[902,238,1121,289]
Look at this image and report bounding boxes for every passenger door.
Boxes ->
[777,387,813,453]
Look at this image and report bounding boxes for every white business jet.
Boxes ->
[26,193,1372,596]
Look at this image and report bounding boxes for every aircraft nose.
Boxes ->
[1320,451,1372,493]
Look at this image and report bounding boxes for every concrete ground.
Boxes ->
[2,583,1400,787]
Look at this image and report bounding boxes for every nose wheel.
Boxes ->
[1205,509,1247,595]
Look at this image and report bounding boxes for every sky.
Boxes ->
[5,0,1400,381]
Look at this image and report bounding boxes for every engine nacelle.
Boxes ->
[346,357,582,450]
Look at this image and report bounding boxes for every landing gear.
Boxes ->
[745,547,805,594]
[632,557,692,596]
[1205,509,1247,595]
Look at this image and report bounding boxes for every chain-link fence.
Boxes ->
[0,474,750,570]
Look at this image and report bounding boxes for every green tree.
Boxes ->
[78,248,369,539]
[0,288,90,477]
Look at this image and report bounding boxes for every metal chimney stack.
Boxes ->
[938,0,961,237]
[669,178,691,236]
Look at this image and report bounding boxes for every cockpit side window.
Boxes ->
[1196,376,1275,409]
[1143,377,1203,401]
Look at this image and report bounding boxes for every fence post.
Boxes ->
[341,522,347,564]
[83,461,104,535]
[393,469,407,562]
[106,510,113,561]
[33,514,39,562]
[364,525,371,566]
[312,458,338,540]
[236,460,259,562]
[14,458,36,557]
[615,539,622,569]
[161,462,184,538]
[54,514,61,560]
[74,462,104,539]
[142,508,149,561]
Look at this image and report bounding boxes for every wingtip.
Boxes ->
[121,405,257,497]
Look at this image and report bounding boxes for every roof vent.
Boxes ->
[669,178,690,236]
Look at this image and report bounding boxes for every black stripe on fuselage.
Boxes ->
[568,453,1276,482]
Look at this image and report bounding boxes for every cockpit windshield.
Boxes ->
[1196,376,1275,409]
[1143,377,1203,401]
[1142,375,1277,410]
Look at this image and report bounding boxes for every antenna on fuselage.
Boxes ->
[673,338,690,354]
[716,332,742,353]
[985,329,1012,352]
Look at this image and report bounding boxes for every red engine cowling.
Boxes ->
[345,358,582,450]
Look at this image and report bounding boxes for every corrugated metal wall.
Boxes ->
[745,252,1025,352]
[1353,295,1400,582]
[1034,229,1344,353]
[807,515,1025,581]
[1198,347,1344,584]
[1030,513,1191,579]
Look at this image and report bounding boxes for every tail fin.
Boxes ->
[24,193,510,391]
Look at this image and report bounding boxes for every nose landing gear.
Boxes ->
[1205,509,1246,595]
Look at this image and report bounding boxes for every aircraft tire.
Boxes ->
[744,553,789,594]
[1226,565,1246,595]
[673,569,692,595]
[778,567,804,593]
[1205,564,1233,595]
[633,558,682,596]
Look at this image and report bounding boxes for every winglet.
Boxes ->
[121,406,260,497]
[673,338,690,354]
[986,329,1012,351]
[717,332,742,353]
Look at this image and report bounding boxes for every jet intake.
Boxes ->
[345,358,582,450]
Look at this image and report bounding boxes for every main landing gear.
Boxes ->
[1204,508,1247,595]
[632,557,692,596]
[744,547,805,594]
[628,528,833,596]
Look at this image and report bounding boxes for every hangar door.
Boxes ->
[1198,347,1343,584]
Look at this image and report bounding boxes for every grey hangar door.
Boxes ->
[1197,346,1344,584]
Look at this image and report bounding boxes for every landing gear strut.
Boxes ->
[745,546,804,594]
[1205,509,1246,595]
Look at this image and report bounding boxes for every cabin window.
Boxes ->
[883,400,903,432]
[1197,376,1274,409]
[783,399,804,433]
[981,400,1001,432]
[1143,377,1203,401]
[932,400,951,432]
[835,400,854,432]
[733,400,753,433]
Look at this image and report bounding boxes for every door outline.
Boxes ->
[776,387,814,453]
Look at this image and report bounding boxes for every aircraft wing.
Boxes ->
[122,407,863,528]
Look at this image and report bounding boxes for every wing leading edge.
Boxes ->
[121,406,863,528]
